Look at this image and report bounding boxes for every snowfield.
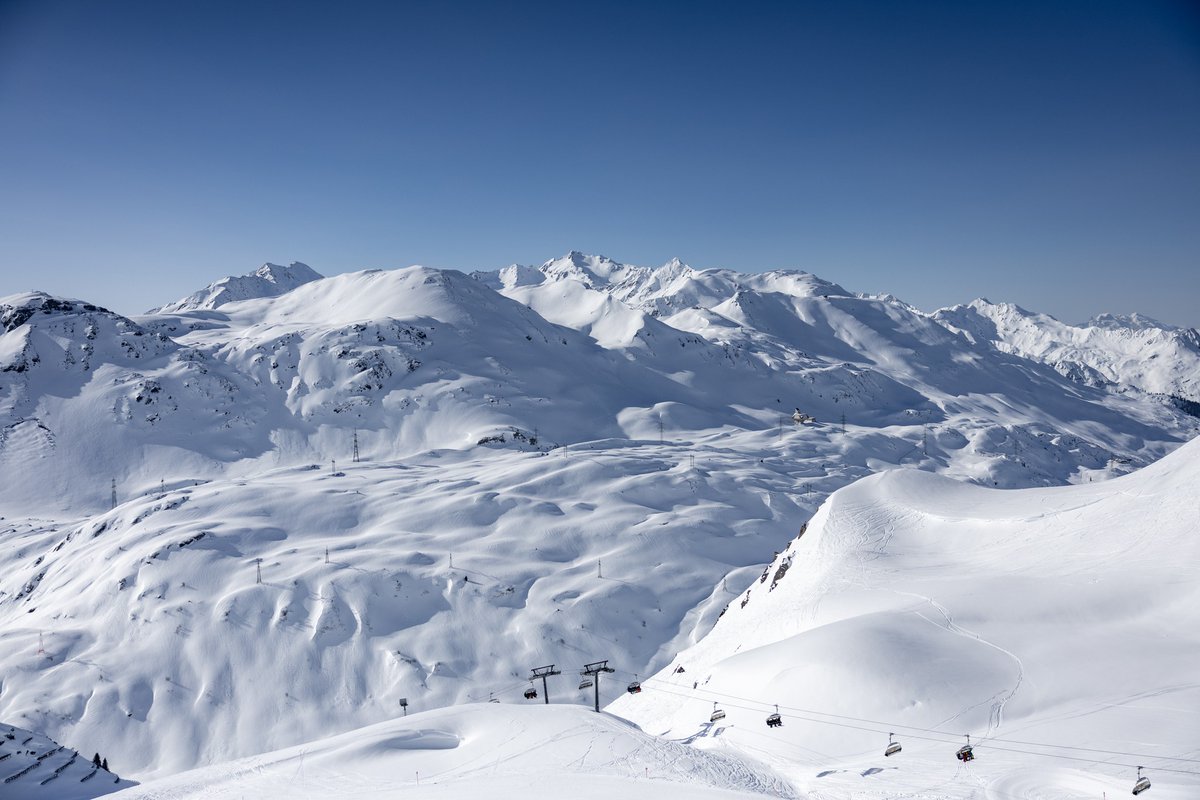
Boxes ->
[108,704,795,800]
[611,435,1200,799]
[1,254,1198,797]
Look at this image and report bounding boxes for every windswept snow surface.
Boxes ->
[610,437,1200,799]
[109,704,795,799]
[0,435,822,778]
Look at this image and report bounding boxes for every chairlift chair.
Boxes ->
[766,705,782,728]
[884,732,901,757]
[709,702,726,723]
[1132,766,1151,795]
[578,677,593,690]
[626,681,642,694]
[955,734,974,762]
[523,687,538,700]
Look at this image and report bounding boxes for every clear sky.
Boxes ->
[1,0,1198,325]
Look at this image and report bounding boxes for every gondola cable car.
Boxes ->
[955,734,974,762]
[766,704,782,728]
[1132,765,1151,795]
[884,732,902,757]
[709,701,726,723]
[626,674,642,694]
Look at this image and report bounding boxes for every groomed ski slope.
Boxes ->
[107,704,795,800]
[610,437,1200,798]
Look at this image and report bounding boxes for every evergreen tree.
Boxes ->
[92,752,101,767]
[101,757,108,771]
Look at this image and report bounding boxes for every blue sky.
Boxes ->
[1,0,1198,324]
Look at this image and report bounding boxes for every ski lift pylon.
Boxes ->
[955,734,974,762]
[1133,765,1151,795]
[884,732,901,757]
[709,701,726,723]
[766,704,782,728]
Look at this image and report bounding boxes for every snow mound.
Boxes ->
[112,704,795,800]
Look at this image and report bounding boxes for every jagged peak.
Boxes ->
[253,261,323,284]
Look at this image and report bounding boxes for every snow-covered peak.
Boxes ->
[1086,311,1178,332]
[223,265,544,330]
[0,290,173,377]
[538,251,641,288]
[934,298,1200,398]
[471,263,547,291]
[152,261,323,313]
[1,292,115,332]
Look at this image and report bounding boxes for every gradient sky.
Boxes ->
[1,0,1198,325]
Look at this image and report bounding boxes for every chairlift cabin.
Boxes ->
[709,702,726,723]
[1132,766,1151,795]
[955,734,974,762]
[524,687,538,700]
[884,733,901,757]
[766,705,782,728]
[626,681,642,694]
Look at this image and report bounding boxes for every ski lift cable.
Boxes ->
[624,671,1200,767]
[631,679,1200,776]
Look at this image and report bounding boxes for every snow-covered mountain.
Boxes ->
[152,262,322,313]
[611,434,1200,799]
[9,257,1191,514]
[933,297,1200,401]
[0,254,1197,790]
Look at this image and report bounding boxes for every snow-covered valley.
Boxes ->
[1,254,1198,798]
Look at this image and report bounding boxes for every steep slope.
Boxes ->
[934,298,1200,401]
[610,437,1200,799]
[152,262,322,313]
[0,722,135,799]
